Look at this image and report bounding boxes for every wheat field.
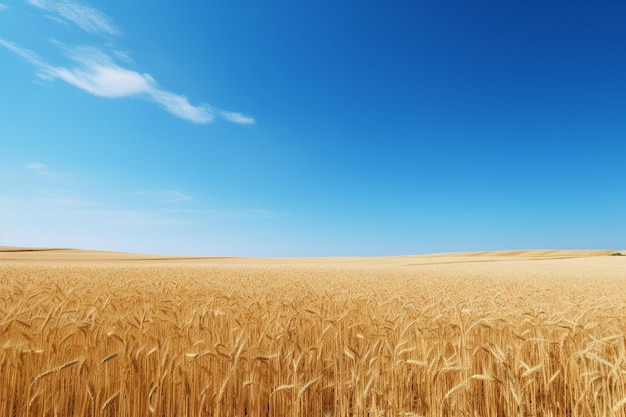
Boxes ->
[1,248,626,417]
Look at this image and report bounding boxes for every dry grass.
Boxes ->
[1,248,625,416]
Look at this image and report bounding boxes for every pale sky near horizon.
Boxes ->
[1,1,625,256]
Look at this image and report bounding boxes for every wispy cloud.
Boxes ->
[0,39,46,66]
[41,46,151,98]
[1,0,255,125]
[147,86,215,124]
[26,162,56,180]
[25,161,65,182]
[220,110,256,125]
[0,4,8,11]
[26,162,47,171]
[26,0,120,35]
[137,190,192,203]
[1,40,216,123]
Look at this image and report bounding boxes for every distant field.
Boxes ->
[1,247,626,416]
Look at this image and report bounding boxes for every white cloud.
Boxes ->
[0,4,8,11]
[26,0,119,35]
[0,39,46,67]
[1,41,217,124]
[148,87,215,124]
[2,0,255,126]
[42,47,152,98]
[26,162,47,171]
[220,110,256,125]
[25,162,64,181]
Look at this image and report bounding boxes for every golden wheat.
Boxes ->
[0,251,625,416]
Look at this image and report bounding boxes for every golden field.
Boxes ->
[1,247,626,417]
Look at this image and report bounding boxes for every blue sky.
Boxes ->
[1,0,625,256]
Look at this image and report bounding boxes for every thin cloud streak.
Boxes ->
[25,162,56,180]
[25,161,65,182]
[26,162,47,171]
[148,87,215,124]
[3,0,254,125]
[0,39,46,66]
[43,49,151,97]
[26,0,120,35]
[220,110,256,125]
[1,40,216,123]
[0,4,8,11]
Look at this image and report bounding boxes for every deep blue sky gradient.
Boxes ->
[1,0,624,256]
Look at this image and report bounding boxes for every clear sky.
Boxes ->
[1,1,624,256]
